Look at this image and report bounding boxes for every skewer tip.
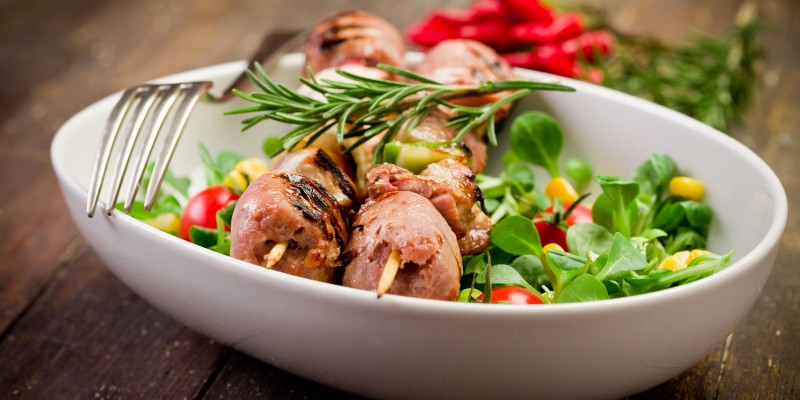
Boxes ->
[377,249,402,298]
[264,241,289,269]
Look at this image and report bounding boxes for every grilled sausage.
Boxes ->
[304,10,406,74]
[416,39,516,107]
[342,191,462,300]
[230,172,349,283]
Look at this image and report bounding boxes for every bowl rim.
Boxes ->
[51,56,788,316]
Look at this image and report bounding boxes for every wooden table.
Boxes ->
[1,0,797,398]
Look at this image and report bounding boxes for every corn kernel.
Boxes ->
[545,177,579,204]
[669,176,705,201]
[659,251,691,271]
[689,249,711,261]
[687,249,714,266]
[144,213,180,233]
[543,243,565,253]
[224,158,269,193]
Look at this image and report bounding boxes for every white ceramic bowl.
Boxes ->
[51,54,787,400]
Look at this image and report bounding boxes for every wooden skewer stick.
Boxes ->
[264,241,289,269]
[377,250,402,298]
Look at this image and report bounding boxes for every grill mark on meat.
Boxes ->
[286,188,324,222]
[281,173,335,214]
[339,249,356,266]
[318,24,360,52]
[460,141,473,158]
[313,149,358,204]
[280,175,325,223]
[474,186,488,214]
[318,37,346,52]
[297,177,349,247]
[278,172,348,246]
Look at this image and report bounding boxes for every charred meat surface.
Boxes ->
[304,10,406,74]
[366,159,491,255]
[342,191,462,301]
[271,148,359,217]
[416,39,516,102]
[230,172,349,283]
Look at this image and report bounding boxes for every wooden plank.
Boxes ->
[709,0,800,396]
[0,248,230,398]
[633,347,725,399]
[203,353,363,399]
[0,0,116,333]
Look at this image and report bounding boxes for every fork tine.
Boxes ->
[144,81,211,211]
[122,85,181,213]
[103,86,160,215]
[86,88,138,217]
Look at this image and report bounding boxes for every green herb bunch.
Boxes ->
[465,112,732,304]
[596,3,761,132]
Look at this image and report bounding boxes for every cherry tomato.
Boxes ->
[478,286,544,305]
[558,203,593,226]
[179,185,239,241]
[535,220,568,250]
[534,203,592,250]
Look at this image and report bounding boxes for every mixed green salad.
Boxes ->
[461,111,732,304]
[120,110,732,305]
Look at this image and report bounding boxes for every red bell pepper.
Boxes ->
[563,30,614,62]
[502,0,554,24]
[512,13,584,44]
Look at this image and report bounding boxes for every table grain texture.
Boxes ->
[1,0,797,398]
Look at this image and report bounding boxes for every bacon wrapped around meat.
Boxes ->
[365,159,491,255]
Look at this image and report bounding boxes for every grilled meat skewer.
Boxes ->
[231,11,404,280]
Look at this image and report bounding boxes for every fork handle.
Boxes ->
[206,30,306,102]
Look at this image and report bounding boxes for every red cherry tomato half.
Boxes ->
[179,185,239,241]
[478,286,544,305]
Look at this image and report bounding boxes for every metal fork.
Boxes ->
[86,31,305,217]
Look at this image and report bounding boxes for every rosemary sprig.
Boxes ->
[593,2,760,133]
[226,63,574,161]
